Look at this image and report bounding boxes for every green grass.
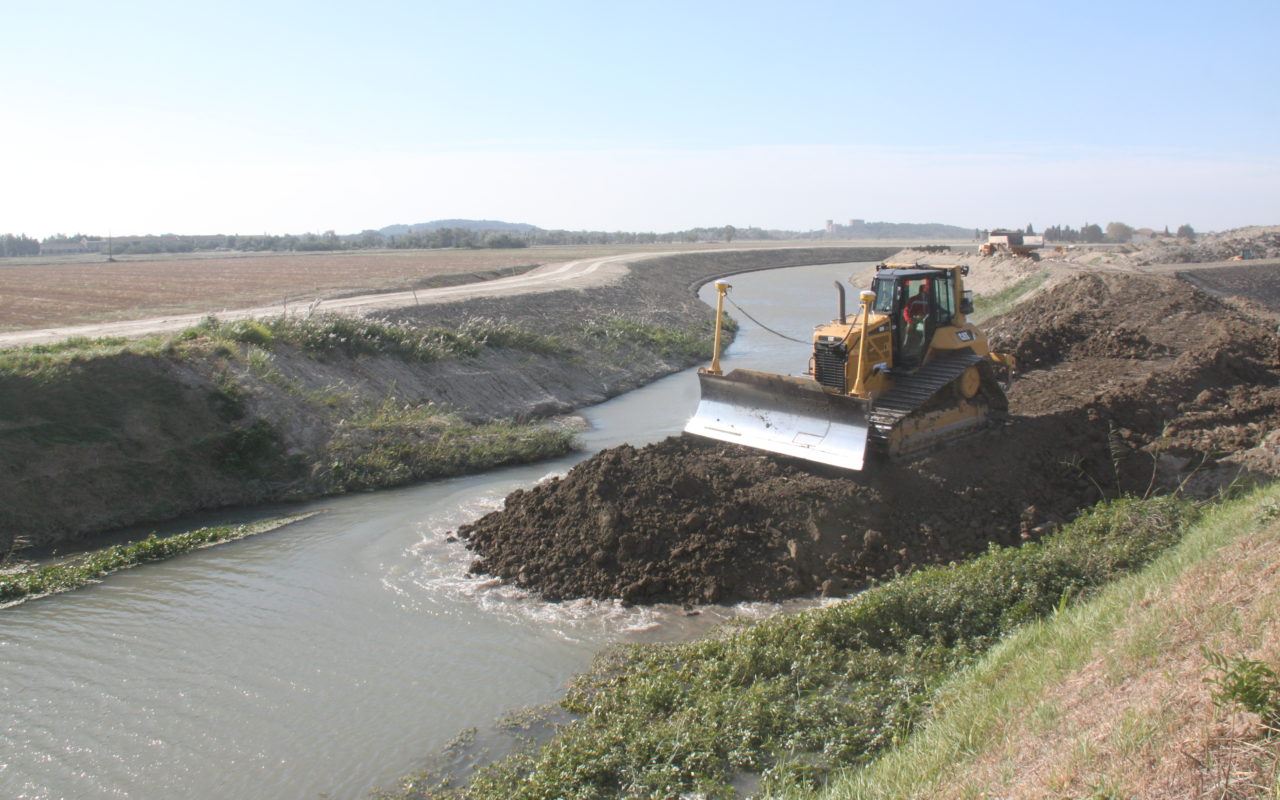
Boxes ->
[315,399,576,492]
[0,314,569,373]
[970,270,1051,322]
[808,482,1280,800]
[0,513,317,607]
[0,311,720,377]
[181,314,571,362]
[578,314,729,363]
[380,494,1195,800]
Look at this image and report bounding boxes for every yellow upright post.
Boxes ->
[852,290,875,397]
[708,281,731,376]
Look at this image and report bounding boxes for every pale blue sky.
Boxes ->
[4,0,1277,238]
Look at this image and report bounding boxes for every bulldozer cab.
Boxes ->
[871,267,958,370]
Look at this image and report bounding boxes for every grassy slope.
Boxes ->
[380,494,1209,800]
[969,270,1051,323]
[812,482,1280,800]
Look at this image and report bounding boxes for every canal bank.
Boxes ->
[0,246,895,552]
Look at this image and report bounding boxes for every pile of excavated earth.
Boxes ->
[1058,225,1280,268]
[1125,226,1280,265]
[461,270,1280,605]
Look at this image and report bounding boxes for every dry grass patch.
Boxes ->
[820,486,1280,800]
[973,533,1280,799]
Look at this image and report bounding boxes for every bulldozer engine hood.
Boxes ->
[814,311,890,344]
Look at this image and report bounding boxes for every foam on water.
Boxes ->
[389,485,824,646]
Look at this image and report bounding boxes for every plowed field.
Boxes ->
[0,250,554,330]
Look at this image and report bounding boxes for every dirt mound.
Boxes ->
[989,273,1276,413]
[462,421,1101,605]
[1058,226,1280,267]
[889,248,1060,299]
[986,272,1196,368]
[462,272,1280,605]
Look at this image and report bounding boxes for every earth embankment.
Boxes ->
[461,271,1280,605]
[0,247,892,551]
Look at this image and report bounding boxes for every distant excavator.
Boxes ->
[685,264,1015,470]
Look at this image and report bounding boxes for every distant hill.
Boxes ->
[827,220,974,239]
[333,218,976,250]
[377,219,542,237]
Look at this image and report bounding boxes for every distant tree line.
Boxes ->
[383,225,783,249]
[0,224,792,257]
[1041,224,1103,243]
[2,220,1198,258]
[0,233,40,256]
[382,228,531,249]
[1040,222,1196,244]
[830,220,972,239]
[231,224,788,251]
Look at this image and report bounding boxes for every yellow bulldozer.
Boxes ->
[685,263,1014,470]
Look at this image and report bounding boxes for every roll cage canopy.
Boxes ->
[868,267,961,324]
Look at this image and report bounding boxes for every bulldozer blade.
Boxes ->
[684,369,870,470]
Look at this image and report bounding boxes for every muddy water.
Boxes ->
[0,261,874,800]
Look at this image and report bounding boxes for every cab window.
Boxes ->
[900,278,933,313]
[933,277,955,324]
[872,277,896,314]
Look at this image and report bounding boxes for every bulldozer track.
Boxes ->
[867,350,1004,452]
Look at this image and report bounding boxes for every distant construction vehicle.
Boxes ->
[979,229,1044,260]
